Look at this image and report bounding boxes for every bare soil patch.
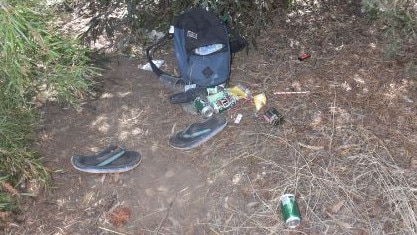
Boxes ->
[8,2,417,234]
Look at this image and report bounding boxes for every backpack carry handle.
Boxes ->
[145,34,185,90]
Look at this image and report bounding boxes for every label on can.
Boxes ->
[263,107,283,126]
[280,194,301,229]
[194,91,236,118]
[215,94,236,112]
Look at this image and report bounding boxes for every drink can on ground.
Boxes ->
[280,194,301,228]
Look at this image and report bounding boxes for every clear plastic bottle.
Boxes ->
[237,83,252,98]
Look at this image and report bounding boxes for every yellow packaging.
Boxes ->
[227,86,248,100]
[254,93,266,111]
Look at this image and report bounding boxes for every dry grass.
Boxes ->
[203,117,417,234]
[199,3,417,234]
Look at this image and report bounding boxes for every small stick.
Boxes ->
[155,193,177,235]
[273,91,310,95]
[98,227,126,235]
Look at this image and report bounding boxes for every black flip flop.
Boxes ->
[71,145,142,173]
[169,115,227,150]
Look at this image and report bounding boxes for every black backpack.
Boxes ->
[146,7,246,93]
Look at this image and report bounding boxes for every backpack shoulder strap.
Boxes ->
[145,33,185,89]
[145,33,172,77]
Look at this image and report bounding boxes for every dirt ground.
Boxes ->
[7,2,417,235]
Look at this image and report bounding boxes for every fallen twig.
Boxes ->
[154,193,177,235]
[273,91,310,95]
[98,226,126,235]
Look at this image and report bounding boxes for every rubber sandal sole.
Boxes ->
[169,115,227,150]
[71,146,142,173]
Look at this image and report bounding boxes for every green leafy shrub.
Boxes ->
[0,1,97,211]
[0,2,96,105]
[65,0,281,48]
[361,0,417,59]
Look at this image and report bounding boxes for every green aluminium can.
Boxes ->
[280,194,301,228]
[194,97,215,117]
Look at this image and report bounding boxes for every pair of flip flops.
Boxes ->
[72,115,226,172]
[71,145,142,173]
[169,114,227,150]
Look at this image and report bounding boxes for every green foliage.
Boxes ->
[0,95,49,181]
[62,0,417,60]
[0,177,18,211]
[283,0,295,10]
[361,0,417,58]
[64,0,280,48]
[0,2,97,106]
[0,97,47,212]
[0,1,96,211]
[0,192,16,212]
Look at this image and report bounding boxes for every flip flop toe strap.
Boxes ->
[96,148,126,167]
